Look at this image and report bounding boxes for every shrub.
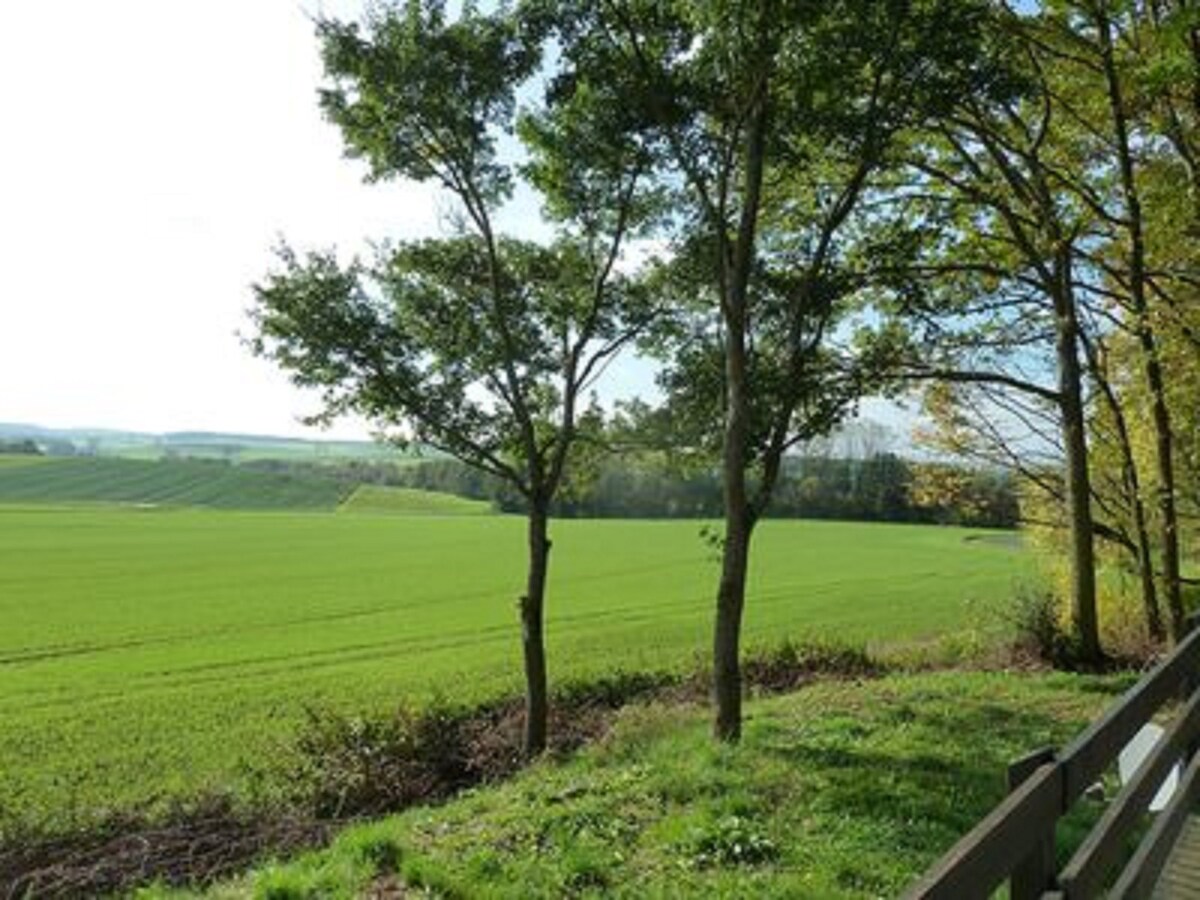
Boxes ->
[290,700,473,819]
[553,670,676,711]
[288,643,885,822]
[742,638,880,693]
[1006,584,1073,667]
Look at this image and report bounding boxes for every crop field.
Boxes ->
[338,484,494,516]
[0,456,351,510]
[0,505,1028,834]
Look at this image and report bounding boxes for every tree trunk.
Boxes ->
[714,439,753,742]
[714,256,754,742]
[1053,251,1102,662]
[712,71,768,743]
[1122,417,1164,642]
[519,503,551,756]
[1098,13,1186,640]
[1087,335,1164,641]
[1146,354,1185,638]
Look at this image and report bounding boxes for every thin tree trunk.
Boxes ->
[1099,12,1186,638]
[712,73,768,743]
[1110,388,1163,641]
[1054,250,1102,662]
[714,249,754,742]
[1148,359,1185,637]
[1123,422,1165,641]
[713,306,753,741]
[519,503,551,756]
[714,498,753,742]
[1086,334,1164,640]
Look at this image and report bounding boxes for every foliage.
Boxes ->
[395,451,1020,527]
[681,814,779,869]
[0,439,41,456]
[1005,584,1073,668]
[290,699,475,819]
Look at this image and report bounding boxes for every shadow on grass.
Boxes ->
[755,696,1105,867]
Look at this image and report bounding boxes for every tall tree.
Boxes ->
[998,0,1197,639]
[547,0,992,739]
[865,3,1115,660]
[250,2,654,756]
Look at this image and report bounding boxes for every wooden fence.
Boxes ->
[904,616,1200,899]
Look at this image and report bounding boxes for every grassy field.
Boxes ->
[338,484,494,516]
[0,457,351,510]
[153,670,1125,899]
[0,506,1028,837]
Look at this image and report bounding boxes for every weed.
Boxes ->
[680,815,779,869]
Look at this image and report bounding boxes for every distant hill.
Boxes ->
[0,422,434,464]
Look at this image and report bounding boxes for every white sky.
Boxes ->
[0,1,907,445]
[0,1,485,439]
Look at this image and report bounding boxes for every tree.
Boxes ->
[546,0,993,739]
[862,2,1124,660]
[250,1,654,756]
[0,439,40,456]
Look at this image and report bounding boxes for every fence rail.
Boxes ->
[904,616,1200,900]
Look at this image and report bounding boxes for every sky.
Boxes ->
[0,1,909,445]
[1,1,462,439]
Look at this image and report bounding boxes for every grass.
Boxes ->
[0,457,349,510]
[147,670,1128,899]
[338,484,494,516]
[0,508,1029,837]
[0,454,50,469]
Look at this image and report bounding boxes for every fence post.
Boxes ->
[1009,746,1058,900]
[1183,613,1200,764]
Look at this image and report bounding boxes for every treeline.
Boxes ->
[0,440,41,456]
[392,454,1017,528]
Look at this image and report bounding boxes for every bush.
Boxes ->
[1006,585,1074,667]
[741,638,880,693]
[553,670,676,711]
[290,700,474,819]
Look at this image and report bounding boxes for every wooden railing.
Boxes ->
[904,616,1200,900]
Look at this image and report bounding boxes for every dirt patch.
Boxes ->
[1,802,331,899]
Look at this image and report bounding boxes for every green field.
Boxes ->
[0,456,350,510]
[338,484,494,516]
[0,505,1028,835]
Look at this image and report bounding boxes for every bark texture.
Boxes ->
[520,505,551,756]
[1053,249,1101,662]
